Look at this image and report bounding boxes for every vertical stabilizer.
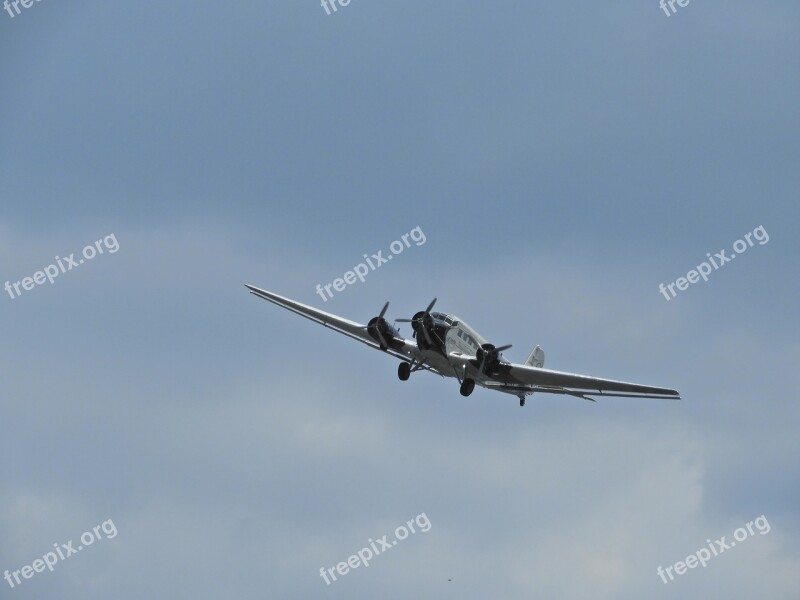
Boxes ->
[525,345,545,368]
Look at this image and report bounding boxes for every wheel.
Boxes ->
[460,378,475,397]
[398,362,411,381]
[519,397,526,407]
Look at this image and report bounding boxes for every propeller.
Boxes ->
[396,298,436,322]
[365,301,393,349]
[396,298,437,346]
[476,343,512,375]
[378,301,389,318]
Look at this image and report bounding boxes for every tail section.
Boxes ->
[525,345,545,368]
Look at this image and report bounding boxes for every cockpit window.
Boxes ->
[432,312,454,325]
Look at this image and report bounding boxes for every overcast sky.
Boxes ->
[1,1,799,598]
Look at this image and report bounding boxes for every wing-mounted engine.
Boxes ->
[365,302,404,351]
[472,342,512,376]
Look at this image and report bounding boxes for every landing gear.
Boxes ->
[519,396,526,407]
[398,362,411,381]
[460,378,475,397]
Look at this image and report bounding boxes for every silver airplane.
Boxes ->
[245,285,681,407]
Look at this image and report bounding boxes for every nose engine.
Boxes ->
[396,298,439,351]
[408,310,434,343]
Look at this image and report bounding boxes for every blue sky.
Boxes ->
[1,1,798,598]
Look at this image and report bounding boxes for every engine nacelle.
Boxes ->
[408,310,437,350]
[367,316,402,351]
[473,342,511,376]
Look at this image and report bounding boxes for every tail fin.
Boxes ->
[525,345,545,368]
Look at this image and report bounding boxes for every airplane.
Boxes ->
[245,285,681,407]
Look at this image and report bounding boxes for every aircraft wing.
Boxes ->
[244,285,428,368]
[490,363,681,400]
